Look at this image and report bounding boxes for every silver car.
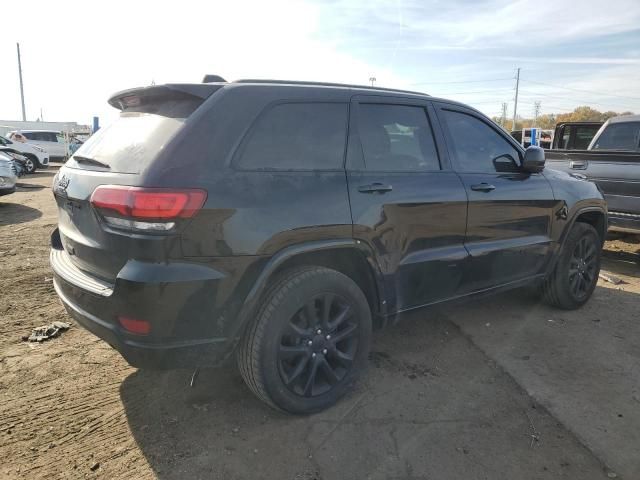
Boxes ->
[0,152,17,196]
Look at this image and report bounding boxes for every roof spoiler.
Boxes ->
[108,84,222,110]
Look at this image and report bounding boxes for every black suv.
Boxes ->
[51,79,606,413]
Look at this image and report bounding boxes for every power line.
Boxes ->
[466,100,510,105]
[409,77,513,86]
[518,101,574,112]
[518,90,633,110]
[521,79,640,101]
[431,88,513,95]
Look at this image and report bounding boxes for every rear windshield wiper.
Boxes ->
[73,156,111,169]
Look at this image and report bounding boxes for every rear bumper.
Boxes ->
[53,278,229,368]
[608,211,640,234]
[49,234,251,369]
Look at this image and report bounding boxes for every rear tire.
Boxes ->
[543,223,601,310]
[237,266,372,414]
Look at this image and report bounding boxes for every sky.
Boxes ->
[1,0,639,127]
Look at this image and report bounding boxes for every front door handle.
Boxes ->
[570,160,588,170]
[470,183,496,192]
[358,183,393,194]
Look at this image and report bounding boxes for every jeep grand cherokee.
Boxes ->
[51,79,606,413]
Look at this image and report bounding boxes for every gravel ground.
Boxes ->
[0,166,638,479]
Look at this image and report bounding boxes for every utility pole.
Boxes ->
[16,43,26,121]
[533,101,541,125]
[369,76,376,87]
[512,67,520,131]
[501,102,508,127]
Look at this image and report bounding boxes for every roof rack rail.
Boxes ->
[233,79,428,96]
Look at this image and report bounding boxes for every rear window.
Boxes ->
[592,122,640,150]
[68,98,201,173]
[235,103,348,171]
[574,126,599,149]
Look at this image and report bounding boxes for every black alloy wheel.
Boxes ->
[542,222,601,310]
[277,293,358,398]
[568,234,598,299]
[237,266,372,414]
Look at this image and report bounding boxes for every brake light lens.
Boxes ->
[118,315,151,335]
[91,186,207,224]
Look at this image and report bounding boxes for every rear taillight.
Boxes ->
[90,186,206,232]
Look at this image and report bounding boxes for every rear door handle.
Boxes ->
[358,183,393,194]
[470,183,496,192]
[570,160,588,170]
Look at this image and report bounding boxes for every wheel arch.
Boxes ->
[233,239,386,343]
[574,208,607,245]
[544,206,606,278]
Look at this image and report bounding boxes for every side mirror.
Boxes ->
[522,146,545,173]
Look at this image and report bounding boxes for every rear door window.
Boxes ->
[235,103,348,171]
[592,122,640,150]
[357,104,440,171]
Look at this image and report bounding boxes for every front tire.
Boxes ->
[238,266,372,414]
[23,156,37,174]
[543,222,601,309]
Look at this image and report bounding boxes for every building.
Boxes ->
[0,120,91,137]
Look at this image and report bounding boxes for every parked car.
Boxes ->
[0,135,49,173]
[7,130,68,160]
[0,152,18,196]
[551,122,603,150]
[0,150,30,177]
[546,115,640,233]
[51,79,606,413]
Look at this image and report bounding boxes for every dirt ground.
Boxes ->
[1,166,639,479]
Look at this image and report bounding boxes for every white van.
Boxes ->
[7,130,69,159]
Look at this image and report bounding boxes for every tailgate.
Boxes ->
[52,84,219,281]
[53,168,169,281]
